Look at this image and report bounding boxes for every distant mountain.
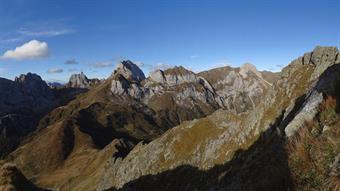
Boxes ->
[67,72,101,88]
[47,82,64,88]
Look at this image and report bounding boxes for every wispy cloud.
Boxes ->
[65,59,78,65]
[190,55,199,59]
[68,68,79,72]
[92,61,114,68]
[18,28,75,37]
[0,19,75,44]
[47,68,63,74]
[1,40,49,60]
[0,37,22,43]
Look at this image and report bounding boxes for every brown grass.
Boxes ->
[286,96,340,191]
[319,96,338,126]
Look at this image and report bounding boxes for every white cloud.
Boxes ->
[1,40,49,60]
[92,61,114,68]
[47,68,63,73]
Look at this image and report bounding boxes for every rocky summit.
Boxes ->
[67,72,100,88]
[0,46,339,191]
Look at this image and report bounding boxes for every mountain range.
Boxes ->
[0,46,339,191]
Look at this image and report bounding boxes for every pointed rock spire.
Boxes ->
[114,60,145,82]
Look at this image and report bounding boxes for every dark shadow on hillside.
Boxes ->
[108,116,293,191]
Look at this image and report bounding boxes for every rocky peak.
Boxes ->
[239,63,262,79]
[114,60,145,82]
[14,73,52,98]
[301,46,339,81]
[15,72,43,84]
[148,66,198,86]
[110,61,146,99]
[68,72,99,88]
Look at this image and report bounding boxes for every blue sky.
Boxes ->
[0,0,339,82]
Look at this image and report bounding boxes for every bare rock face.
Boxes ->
[162,66,198,85]
[144,66,225,107]
[110,74,144,99]
[239,63,263,79]
[110,60,146,99]
[199,63,276,113]
[67,72,100,88]
[149,69,166,83]
[114,60,146,82]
